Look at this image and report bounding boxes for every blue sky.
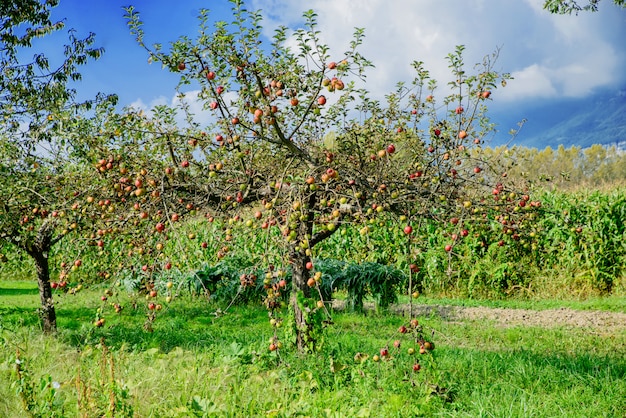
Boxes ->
[40,0,626,142]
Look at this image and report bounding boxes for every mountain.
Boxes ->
[491,88,626,150]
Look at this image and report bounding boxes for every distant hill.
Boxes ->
[491,88,626,150]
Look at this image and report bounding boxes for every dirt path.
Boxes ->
[335,301,626,333]
[404,304,626,333]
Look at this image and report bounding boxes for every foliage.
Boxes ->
[543,0,626,13]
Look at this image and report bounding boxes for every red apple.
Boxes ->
[317,95,326,105]
[206,70,216,80]
[403,225,413,235]
[386,144,396,154]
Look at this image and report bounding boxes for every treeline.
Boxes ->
[483,144,626,190]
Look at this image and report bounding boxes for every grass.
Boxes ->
[1,280,625,417]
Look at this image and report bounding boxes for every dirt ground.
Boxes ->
[335,301,626,333]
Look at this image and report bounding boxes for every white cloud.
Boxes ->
[250,0,625,104]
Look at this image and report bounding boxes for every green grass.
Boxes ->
[1,280,625,417]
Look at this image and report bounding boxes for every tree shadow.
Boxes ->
[0,287,39,296]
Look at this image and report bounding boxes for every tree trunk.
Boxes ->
[290,246,312,351]
[23,220,57,333]
[290,193,316,352]
[33,250,56,333]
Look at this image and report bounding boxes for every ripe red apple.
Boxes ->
[458,130,468,139]
[445,244,452,252]
[327,61,337,69]
[380,348,389,357]
[74,259,82,267]
[206,70,216,80]
[164,262,172,270]
[155,222,165,232]
[474,166,482,174]
[403,225,413,235]
[398,325,408,334]
[216,86,224,95]
[317,95,326,105]
[209,101,218,110]
[413,363,421,372]
[148,302,156,310]
[177,62,186,71]
[386,144,396,154]
[481,90,491,99]
[181,160,189,168]
[455,106,464,114]
[393,340,401,348]
[51,282,58,289]
[305,261,313,270]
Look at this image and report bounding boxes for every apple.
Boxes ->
[171,213,179,222]
[206,70,216,80]
[51,282,58,289]
[426,95,434,102]
[155,222,165,232]
[458,130,468,139]
[455,106,464,114]
[481,90,491,99]
[317,95,326,105]
[393,340,401,348]
[148,302,156,310]
[386,144,396,154]
[74,259,82,267]
[410,319,419,328]
[403,225,413,235]
[216,86,224,95]
[413,363,421,372]
[380,348,389,357]
[209,101,218,110]
[327,61,337,69]
[474,166,482,174]
[164,262,172,270]
[177,62,186,71]
[445,244,453,252]
[372,354,380,362]
[307,278,316,287]
[398,325,408,334]
[408,347,416,355]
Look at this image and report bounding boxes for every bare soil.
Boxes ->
[335,301,626,333]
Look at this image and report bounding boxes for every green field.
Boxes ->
[1,280,625,417]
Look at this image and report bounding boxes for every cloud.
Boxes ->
[250,0,625,103]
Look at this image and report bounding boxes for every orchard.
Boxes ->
[1,1,625,416]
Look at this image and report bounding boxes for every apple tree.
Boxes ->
[125,0,540,351]
[0,0,150,333]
